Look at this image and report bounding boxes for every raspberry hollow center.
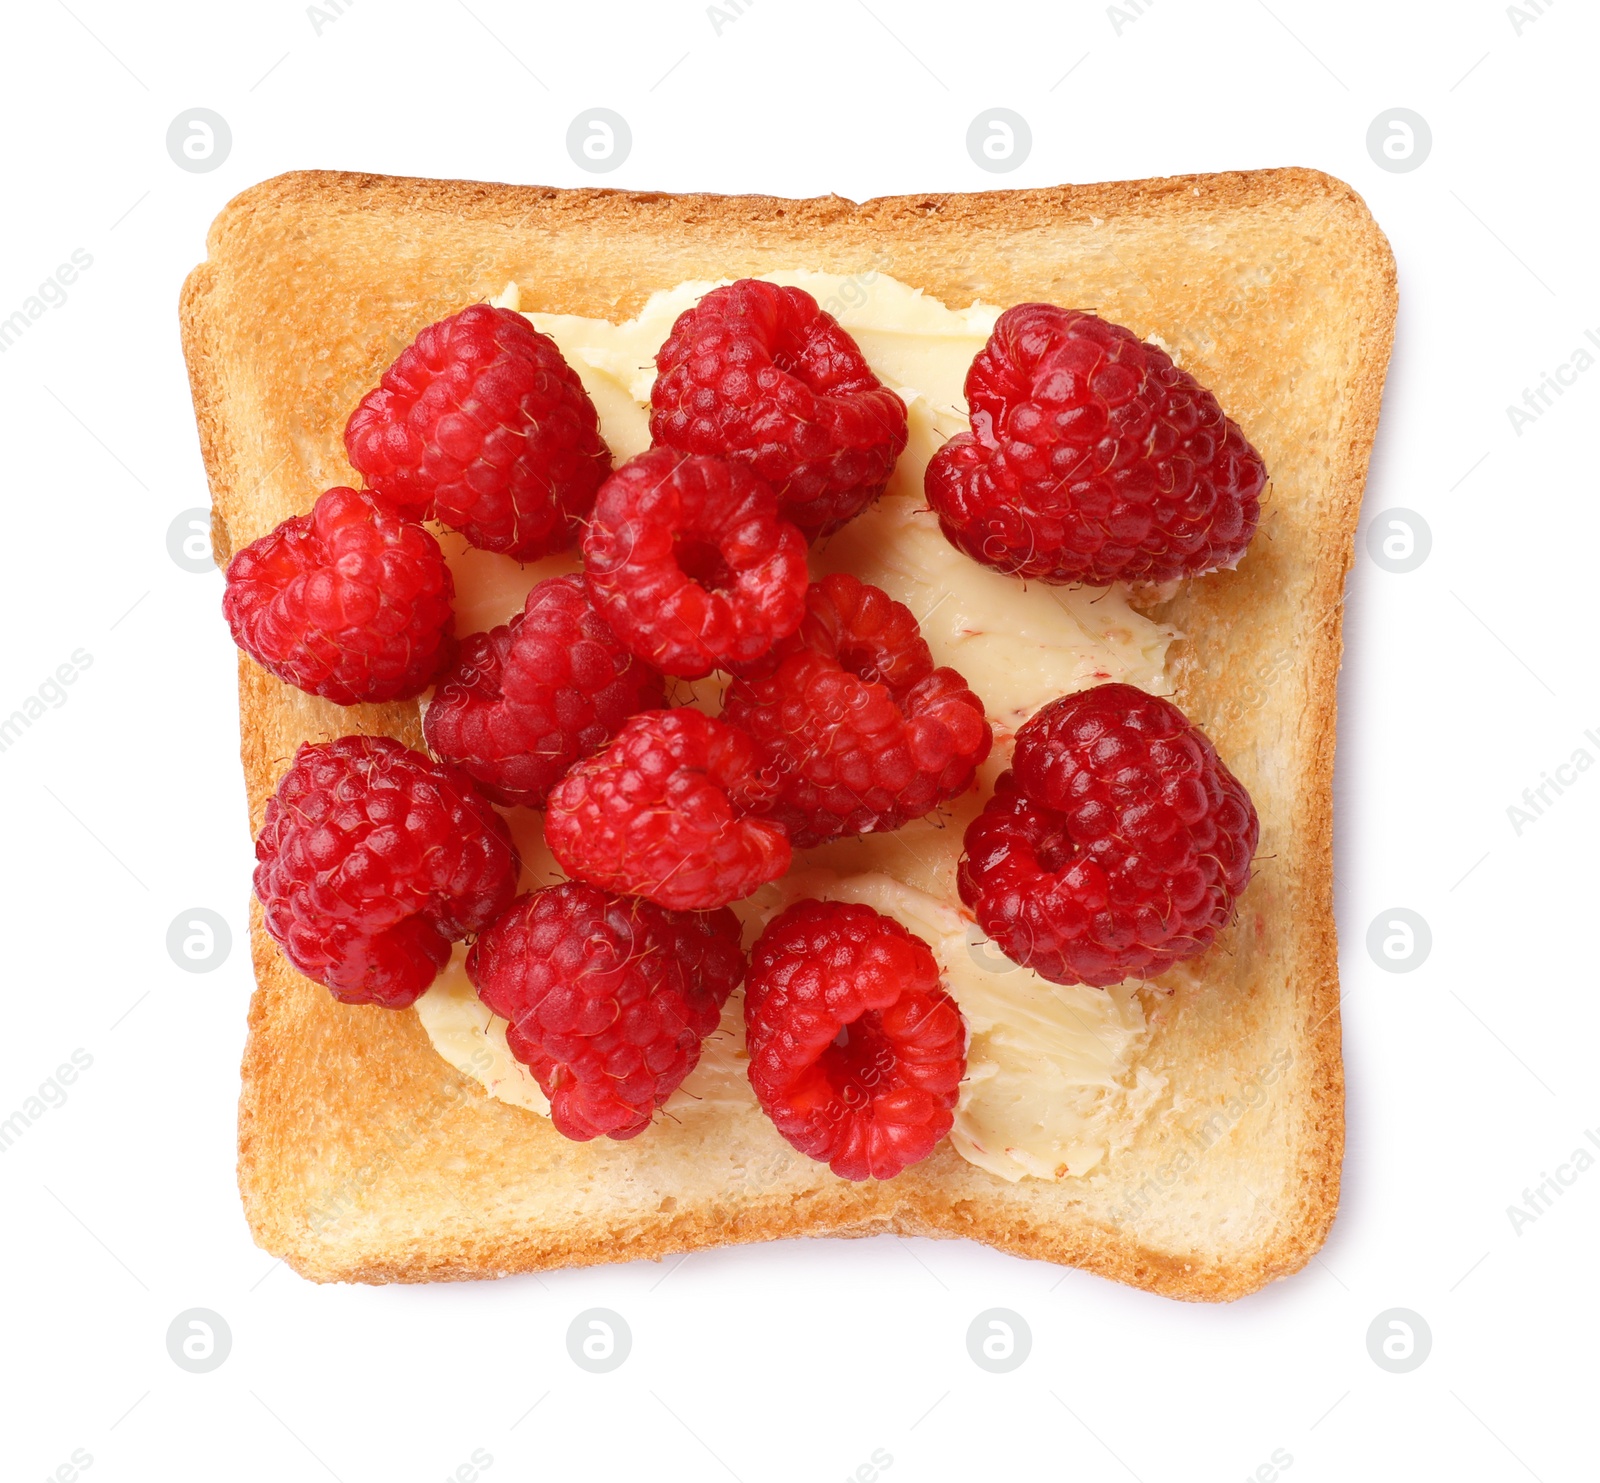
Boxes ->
[793,1011,897,1115]
[675,534,735,592]
[1034,823,1078,874]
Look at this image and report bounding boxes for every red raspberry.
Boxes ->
[722,574,992,848]
[745,899,966,1181]
[222,486,453,705]
[925,304,1266,585]
[649,280,909,539]
[544,708,791,911]
[254,736,519,1008]
[423,574,665,808]
[467,883,745,1141]
[344,303,610,560]
[582,448,808,679]
[958,683,1258,987]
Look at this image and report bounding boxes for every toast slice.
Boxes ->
[180,168,1394,1300]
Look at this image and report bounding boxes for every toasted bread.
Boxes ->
[179,167,1395,1300]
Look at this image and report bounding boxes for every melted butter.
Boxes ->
[416,945,752,1118]
[736,867,1164,1181]
[417,272,1176,1181]
[813,431,1170,751]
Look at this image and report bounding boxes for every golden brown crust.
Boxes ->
[181,168,1395,1301]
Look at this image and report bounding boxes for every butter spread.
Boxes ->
[416,946,751,1117]
[419,272,1176,1182]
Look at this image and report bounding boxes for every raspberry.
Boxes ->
[925,304,1266,585]
[254,736,519,1008]
[582,448,808,679]
[722,574,992,848]
[344,303,610,559]
[467,883,745,1141]
[745,899,966,1181]
[649,280,909,538]
[423,574,665,808]
[544,708,791,911]
[958,683,1258,987]
[222,486,454,705]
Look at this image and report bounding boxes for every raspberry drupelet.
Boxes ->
[253,736,520,1008]
[423,574,665,809]
[467,883,746,1141]
[721,574,992,848]
[925,304,1266,585]
[344,303,611,560]
[744,898,966,1181]
[222,485,454,705]
[649,279,909,539]
[958,683,1258,987]
[543,708,792,911]
[582,447,809,679]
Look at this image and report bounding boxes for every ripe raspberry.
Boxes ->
[222,486,454,705]
[254,736,519,1008]
[649,280,909,538]
[958,683,1258,987]
[423,574,665,808]
[722,574,992,848]
[544,708,791,911]
[344,303,610,559]
[467,883,745,1141]
[925,304,1266,585]
[582,447,808,679]
[745,899,966,1181]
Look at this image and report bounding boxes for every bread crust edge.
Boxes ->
[179,166,1396,1302]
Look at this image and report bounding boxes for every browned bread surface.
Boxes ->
[180,167,1395,1299]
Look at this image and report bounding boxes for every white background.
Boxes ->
[1,1,1593,1479]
